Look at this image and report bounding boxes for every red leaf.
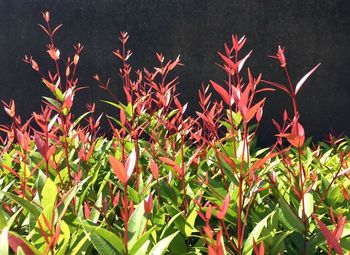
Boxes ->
[295,63,321,95]
[150,159,159,180]
[84,202,91,219]
[210,80,231,106]
[38,24,50,35]
[113,191,120,207]
[159,156,183,177]
[206,204,213,221]
[253,240,265,255]
[8,232,36,255]
[342,186,349,201]
[334,216,346,241]
[216,193,230,220]
[120,109,126,126]
[246,151,281,176]
[261,79,290,95]
[109,155,127,185]
[34,133,48,160]
[256,106,263,122]
[246,98,266,122]
[218,52,236,70]
[144,193,153,216]
[313,215,343,255]
[294,121,304,134]
[52,24,63,36]
[15,129,30,151]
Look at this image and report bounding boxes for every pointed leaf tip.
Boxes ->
[295,63,321,95]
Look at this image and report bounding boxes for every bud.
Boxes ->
[65,65,70,77]
[269,45,287,68]
[42,11,50,23]
[93,74,100,81]
[31,59,39,72]
[73,54,79,65]
[3,99,15,118]
[47,47,60,61]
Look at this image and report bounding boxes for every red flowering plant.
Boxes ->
[0,12,348,255]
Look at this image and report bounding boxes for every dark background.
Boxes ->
[0,0,349,146]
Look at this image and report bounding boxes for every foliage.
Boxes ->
[0,12,349,255]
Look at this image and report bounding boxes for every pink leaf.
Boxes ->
[238,50,252,72]
[295,63,321,95]
[125,149,137,181]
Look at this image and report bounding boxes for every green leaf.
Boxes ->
[1,192,41,217]
[184,208,197,237]
[41,178,57,208]
[43,96,60,109]
[35,171,47,196]
[55,87,64,102]
[149,231,179,255]
[305,232,326,255]
[270,231,293,254]
[33,204,55,251]
[128,201,148,249]
[83,224,125,254]
[279,197,304,233]
[129,226,156,255]
[71,111,91,130]
[169,233,187,255]
[0,209,7,229]
[70,235,89,255]
[57,184,80,219]
[0,227,8,255]
[90,231,120,255]
[243,210,276,255]
[133,240,150,255]
[300,192,314,218]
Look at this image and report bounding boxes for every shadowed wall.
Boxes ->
[0,0,349,146]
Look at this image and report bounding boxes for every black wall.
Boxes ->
[0,0,349,146]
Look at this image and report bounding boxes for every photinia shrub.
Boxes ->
[0,11,349,255]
